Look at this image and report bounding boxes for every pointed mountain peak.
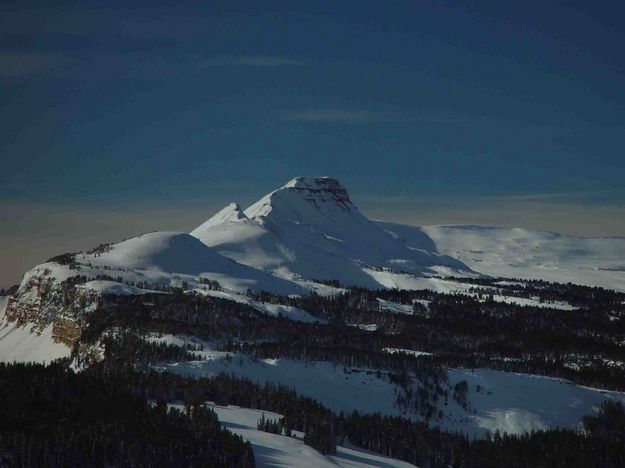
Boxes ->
[245,177,354,221]
[283,176,343,189]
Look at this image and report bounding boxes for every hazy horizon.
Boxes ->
[2,179,625,289]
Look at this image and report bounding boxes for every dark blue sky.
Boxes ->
[2,1,624,205]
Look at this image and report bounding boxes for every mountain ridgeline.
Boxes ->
[2,176,625,467]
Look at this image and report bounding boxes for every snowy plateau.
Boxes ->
[2,176,625,466]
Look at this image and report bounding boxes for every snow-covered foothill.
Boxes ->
[82,231,303,296]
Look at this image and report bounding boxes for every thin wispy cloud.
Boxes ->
[475,190,614,203]
[480,192,584,202]
[283,109,407,123]
[282,109,468,124]
[0,51,73,78]
[194,55,303,67]
[356,190,609,208]
[0,50,303,79]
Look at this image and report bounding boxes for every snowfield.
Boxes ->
[447,368,625,436]
[466,292,577,310]
[0,296,71,364]
[192,288,324,324]
[154,339,625,438]
[419,224,625,292]
[0,323,71,364]
[78,280,160,296]
[207,404,416,467]
[382,347,433,357]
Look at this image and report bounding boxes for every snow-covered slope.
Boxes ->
[194,289,324,324]
[208,404,416,468]
[416,225,625,291]
[0,321,72,364]
[0,232,307,362]
[81,231,302,295]
[156,342,625,438]
[0,296,71,364]
[192,177,473,288]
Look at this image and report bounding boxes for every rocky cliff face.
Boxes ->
[4,266,100,348]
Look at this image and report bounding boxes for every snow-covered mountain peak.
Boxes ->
[244,176,354,223]
[190,177,473,286]
[283,176,350,196]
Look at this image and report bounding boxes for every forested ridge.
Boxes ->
[2,276,625,466]
[0,363,255,468]
[77,277,625,390]
[1,359,624,468]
